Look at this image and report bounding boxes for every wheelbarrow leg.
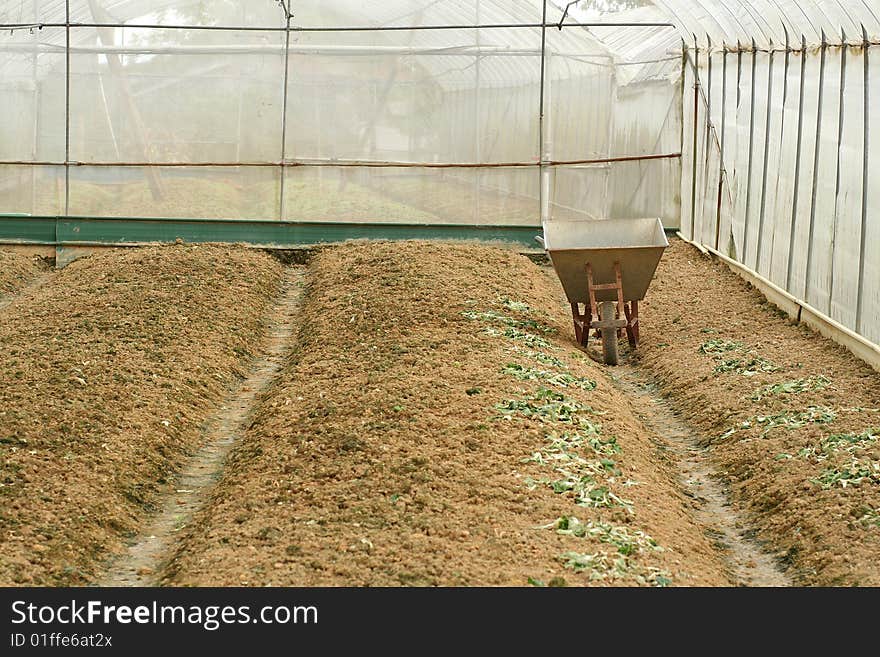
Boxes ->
[570,302,590,347]
[624,300,639,349]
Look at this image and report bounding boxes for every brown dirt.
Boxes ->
[98,267,305,586]
[0,250,50,299]
[635,239,880,586]
[164,241,730,587]
[0,244,283,585]
[611,365,790,586]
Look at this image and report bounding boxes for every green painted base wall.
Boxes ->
[0,215,543,249]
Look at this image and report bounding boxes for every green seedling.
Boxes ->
[463,310,556,334]
[714,356,779,376]
[576,485,633,512]
[822,429,878,453]
[699,339,743,355]
[813,458,880,489]
[750,376,833,401]
[544,431,618,456]
[559,551,609,577]
[801,429,878,461]
[558,551,672,587]
[723,406,836,439]
[502,363,597,391]
[547,517,661,556]
[753,407,836,434]
[484,326,555,349]
[522,450,595,467]
[528,471,631,512]
[508,347,566,368]
[857,507,880,528]
[495,388,599,424]
[501,298,534,314]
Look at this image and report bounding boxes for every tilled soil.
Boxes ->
[99,268,305,586]
[0,245,283,585]
[0,250,50,299]
[636,240,880,586]
[164,242,731,587]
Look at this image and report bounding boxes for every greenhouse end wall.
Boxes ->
[0,1,681,231]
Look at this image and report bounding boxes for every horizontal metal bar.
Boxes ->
[0,215,543,249]
[548,152,682,166]
[0,153,682,169]
[0,21,677,32]
[708,40,880,55]
[0,42,563,58]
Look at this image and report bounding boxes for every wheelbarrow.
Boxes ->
[541,218,668,365]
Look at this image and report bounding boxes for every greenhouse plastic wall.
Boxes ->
[674,1,880,347]
[0,0,681,229]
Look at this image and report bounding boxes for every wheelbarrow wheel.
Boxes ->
[600,301,619,366]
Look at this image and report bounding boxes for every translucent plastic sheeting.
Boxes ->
[68,166,281,219]
[2,0,285,27]
[0,164,64,214]
[291,0,541,30]
[281,166,539,225]
[863,45,880,345]
[283,29,544,165]
[756,49,789,283]
[606,157,681,223]
[765,47,804,290]
[654,0,880,50]
[828,44,865,331]
[608,76,681,157]
[69,28,286,164]
[805,47,843,316]
[682,37,879,349]
[548,156,679,225]
[0,26,65,161]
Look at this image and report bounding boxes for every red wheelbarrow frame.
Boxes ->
[569,261,640,349]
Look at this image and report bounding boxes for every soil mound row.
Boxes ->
[0,245,283,585]
[165,241,729,587]
[637,240,880,586]
[0,250,50,299]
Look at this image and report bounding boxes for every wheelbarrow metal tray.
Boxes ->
[544,218,668,303]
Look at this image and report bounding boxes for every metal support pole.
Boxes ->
[690,37,699,242]
[829,29,848,318]
[856,29,870,332]
[786,35,808,291]
[30,0,39,214]
[768,29,791,278]
[716,41,728,251]
[0,20,678,32]
[703,34,713,243]
[742,39,758,266]
[279,13,291,220]
[538,0,549,226]
[805,32,828,302]
[473,0,482,224]
[64,0,70,215]
[756,39,775,275]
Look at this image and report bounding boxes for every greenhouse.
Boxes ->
[1,1,877,349]
[1,1,880,595]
